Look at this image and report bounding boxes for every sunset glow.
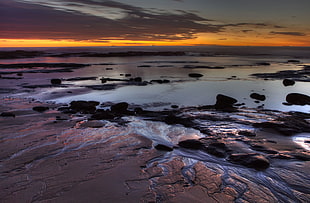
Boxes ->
[1,0,310,47]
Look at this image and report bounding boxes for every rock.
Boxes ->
[125,74,132,77]
[171,105,179,109]
[132,77,142,82]
[90,111,115,120]
[250,145,278,154]
[0,112,15,117]
[150,79,170,84]
[287,60,300,63]
[250,93,266,101]
[32,106,49,112]
[228,153,270,170]
[283,79,295,86]
[70,100,100,114]
[215,94,238,110]
[188,73,203,78]
[178,139,204,150]
[51,78,61,85]
[155,144,173,151]
[238,130,256,137]
[111,102,129,113]
[204,142,229,158]
[256,62,270,66]
[286,93,310,105]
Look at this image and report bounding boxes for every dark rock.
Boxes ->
[250,93,266,101]
[91,111,115,120]
[164,115,194,127]
[134,107,144,114]
[125,74,132,77]
[111,102,129,113]
[138,65,151,68]
[106,68,113,70]
[286,93,310,105]
[70,100,100,114]
[228,153,270,170]
[171,105,179,109]
[51,78,62,85]
[204,142,229,158]
[155,144,173,151]
[178,139,204,150]
[215,94,238,110]
[283,79,295,86]
[188,73,203,78]
[256,62,270,66]
[66,77,97,81]
[57,107,77,114]
[0,112,15,117]
[287,60,300,63]
[150,79,170,84]
[238,131,256,137]
[32,106,49,112]
[133,77,142,82]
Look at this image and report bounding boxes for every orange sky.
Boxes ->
[1,0,309,47]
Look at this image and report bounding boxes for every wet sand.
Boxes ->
[1,97,309,202]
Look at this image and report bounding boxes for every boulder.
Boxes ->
[111,102,129,113]
[188,73,203,78]
[238,130,256,137]
[228,153,270,170]
[286,93,310,105]
[70,100,99,114]
[283,79,295,86]
[215,94,238,109]
[32,106,49,112]
[287,60,300,63]
[51,78,61,85]
[155,144,173,151]
[204,142,229,158]
[0,112,15,117]
[250,93,266,101]
[178,139,204,150]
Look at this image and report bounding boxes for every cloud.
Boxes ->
[270,31,306,36]
[0,0,222,41]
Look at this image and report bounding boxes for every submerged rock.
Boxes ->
[250,93,266,101]
[188,73,203,78]
[32,106,49,112]
[286,93,310,105]
[287,59,300,63]
[178,139,204,150]
[155,144,173,151]
[283,79,295,86]
[0,112,15,117]
[228,153,270,170]
[51,78,62,85]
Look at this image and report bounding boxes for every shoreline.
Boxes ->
[0,96,309,202]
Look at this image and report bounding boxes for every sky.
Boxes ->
[1,0,310,47]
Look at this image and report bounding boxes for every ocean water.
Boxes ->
[1,46,309,113]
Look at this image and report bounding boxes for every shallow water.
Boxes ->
[1,47,309,113]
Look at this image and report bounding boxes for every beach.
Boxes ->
[0,46,310,202]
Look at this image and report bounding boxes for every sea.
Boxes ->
[1,46,309,113]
